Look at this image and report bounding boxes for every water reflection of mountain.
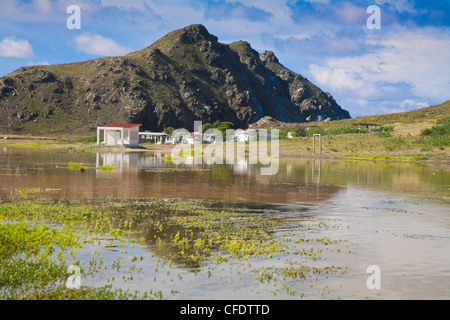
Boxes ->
[0,148,448,203]
[94,152,339,204]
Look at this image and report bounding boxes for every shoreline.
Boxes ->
[1,137,448,166]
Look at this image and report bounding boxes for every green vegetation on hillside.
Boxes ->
[200,121,235,135]
[338,154,428,162]
[319,100,450,128]
[418,116,450,148]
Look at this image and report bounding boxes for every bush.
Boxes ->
[290,127,307,137]
[420,117,450,137]
[305,127,326,137]
[199,123,212,133]
[198,121,235,135]
[418,117,450,147]
[212,121,234,135]
[163,127,175,135]
[280,127,307,139]
[436,116,450,126]
[420,125,449,137]
[381,125,395,132]
[278,129,290,140]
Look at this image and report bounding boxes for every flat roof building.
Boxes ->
[97,124,141,147]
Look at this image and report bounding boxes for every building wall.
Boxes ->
[130,128,139,144]
[105,130,120,146]
[102,128,139,146]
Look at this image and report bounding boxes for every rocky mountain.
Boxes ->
[0,24,350,134]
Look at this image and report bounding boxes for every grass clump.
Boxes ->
[0,221,82,258]
[0,200,155,300]
[68,162,87,171]
[161,155,184,163]
[96,165,114,172]
[0,197,349,299]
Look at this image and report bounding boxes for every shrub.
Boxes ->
[278,129,290,140]
[212,121,234,135]
[305,127,326,137]
[381,125,395,132]
[436,116,450,126]
[290,127,307,137]
[418,117,450,147]
[163,127,175,135]
[199,123,211,133]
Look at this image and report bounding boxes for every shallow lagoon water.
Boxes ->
[1,147,449,299]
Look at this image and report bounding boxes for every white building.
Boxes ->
[139,132,168,144]
[234,129,258,142]
[183,132,219,144]
[97,123,141,147]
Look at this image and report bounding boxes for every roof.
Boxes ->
[102,123,141,128]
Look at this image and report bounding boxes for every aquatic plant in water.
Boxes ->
[0,198,348,299]
[96,165,114,172]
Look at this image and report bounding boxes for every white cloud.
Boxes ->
[74,33,131,56]
[0,37,34,58]
[33,0,52,13]
[400,99,429,110]
[374,0,416,13]
[303,0,331,3]
[308,64,364,91]
[307,26,450,116]
[335,2,365,24]
[327,28,450,99]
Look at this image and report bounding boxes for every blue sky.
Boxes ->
[1,0,449,117]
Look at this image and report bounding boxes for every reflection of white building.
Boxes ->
[97,124,141,147]
[96,153,137,173]
[96,152,164,174]
[233,158,248,173]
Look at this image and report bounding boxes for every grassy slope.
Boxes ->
[275,100,449,160]
[316,100,450,128]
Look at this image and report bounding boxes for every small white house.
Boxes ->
[234,129,258,142]
[139,132,168,144]
[183,132,218,144]
[97,123,141,147]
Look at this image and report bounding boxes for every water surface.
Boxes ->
[1,147,449,299]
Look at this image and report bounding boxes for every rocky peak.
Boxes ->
[259,51,279,64]
[176,24,219,44]
[229,41,258,57]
